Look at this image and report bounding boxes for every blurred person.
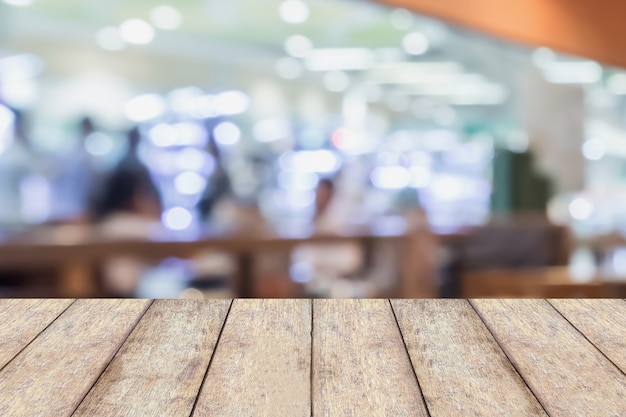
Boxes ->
[373,186,439,297]
[292,176,366,297]
[198,128,232,222]
[0,106,32,227]
[313,178,342,231]
[197,127,267,233]
[49,116,102,223]
[92,127,163,296]
[117,125,144,170]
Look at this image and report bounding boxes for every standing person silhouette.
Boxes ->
[0,106,31,227]
[92,127,163,296]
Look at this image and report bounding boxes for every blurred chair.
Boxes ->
[460,214,570,298]
[461,269,547,298]
[543,282,607,298]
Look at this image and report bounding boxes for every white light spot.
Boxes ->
[150,5,183,30]
[2,0,33,6]
[508,132,529,153]
[253,118,291,142]
[402,32,429,55]
[20,175,51,224]
[174,171,207,195]
[173,122,207,146]
[85,133,114,156]
[280,150,341,173]
[96,27,126,51]
[0,78,38,109]
[0,105,15,154]
[323,71,350,92]
[193,95,220,119]
[543,61,602,84]
[175,148,212,173]
[0,53,44,82]
[532,47,556,67]
[433,105,456,126]
[179,288,205,299]
[124,94,166,122]
[290,261,314,283]
[409,151,433,166]
[607,73,626,95]
[285,190,315,208]
[167,87,204,116]
[152,151,178,175]
[582,138,606,161]
[214,122,241,145]
[365,84,383,103]
[163,207,193,230]
[284,35,313,58]
[430,175,471,201]
[119,19,155,45]
[371,166,411,189]
[412,99,434,119]
[278,172,319,190]
[410,166,432,188]
[215,91,250,115]
[390,8,413,30]
[569,197,593,220]
[385,92,410,112]
[612,248,626,275]
[275,57,304,80]
[150,124,177,147]
[279,0,310,24]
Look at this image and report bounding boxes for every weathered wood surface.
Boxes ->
[392,299,547,416]
[472,299,626,417]
[312,299,430,417]
[0,299,151,417]
[548,298,626,374]
[192,299,311,417]
[73,300,231,417]
[0,299,623,416]
[0,299,74,369]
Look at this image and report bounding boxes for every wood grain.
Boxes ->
[392,300,547,417]
[472,299,626,417]
[0,299,150,417]
[192,299,311,417]
[312,299,429,417]
[548,299,626,374]
[0,299,74,369]
[73,299,231,417]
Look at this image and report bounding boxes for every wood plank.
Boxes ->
[192,299,310,417]
[391,300,547,417]
[472,299,626,416]
[313,299,429,417]
[0,299,151,417]
[0,299,74,369]
[548,299,626,374]
[73,299,231,417]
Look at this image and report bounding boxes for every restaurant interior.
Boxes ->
[1,0,626,299]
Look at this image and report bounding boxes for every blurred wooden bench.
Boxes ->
[461,266,626,298]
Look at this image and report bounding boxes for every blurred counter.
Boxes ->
[0,221,465,298]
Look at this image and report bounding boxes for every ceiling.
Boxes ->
[0,0,530,85]
[0,0,545,131]
[381,0,626,70]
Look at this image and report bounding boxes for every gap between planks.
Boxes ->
[68,299,155,416]
[0,299,77,374]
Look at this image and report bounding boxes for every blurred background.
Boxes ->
[1,0,625,299]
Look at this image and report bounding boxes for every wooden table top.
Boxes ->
[0,223,468,268]
[2,298,624,416]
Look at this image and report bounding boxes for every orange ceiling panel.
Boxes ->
[378,0,626,68]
